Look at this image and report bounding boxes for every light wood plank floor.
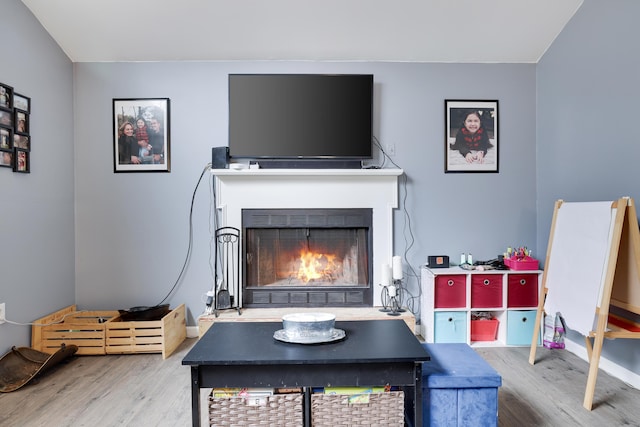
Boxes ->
[1,338,639,426]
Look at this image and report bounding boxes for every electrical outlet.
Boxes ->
[0,303,5,325]
[384,143,396,156]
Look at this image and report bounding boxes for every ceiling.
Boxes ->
[21,0,583,63]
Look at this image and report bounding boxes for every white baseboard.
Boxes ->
[564,338,640,390]
[187,326,199,338]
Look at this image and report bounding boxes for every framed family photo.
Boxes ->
[0,150,12,168]
[0,83,12,110]
[13,134,29,150]
[13,93,30,113]
[15,110,28,134]
[0,127,11,150]
[14,149,29,173]
[445,99,499,173]
[113,98,171,173]
[0,109,12,128]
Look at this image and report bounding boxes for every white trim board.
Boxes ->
[564,337,640,390]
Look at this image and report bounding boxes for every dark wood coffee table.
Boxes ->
[182,319,429,426]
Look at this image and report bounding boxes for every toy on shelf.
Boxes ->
[503,246,538,270]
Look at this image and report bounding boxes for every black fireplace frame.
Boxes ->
[241,208,373,308]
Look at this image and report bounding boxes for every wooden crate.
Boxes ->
[31,305,118,355]
[105,304,186,359]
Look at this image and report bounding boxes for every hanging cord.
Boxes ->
[156,162,211,306]
[1,310,111,327]
[371,135,421,317]
[399,172,421,316]
[208,170,219,292]
[369,135,398,169]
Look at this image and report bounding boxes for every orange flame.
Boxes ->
[296,250,339,283]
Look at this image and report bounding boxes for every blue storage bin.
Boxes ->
[434,312,467,343]
[420,343,501,427]
[507,310,540,346]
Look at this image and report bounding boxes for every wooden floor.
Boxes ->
[1,338,639,426]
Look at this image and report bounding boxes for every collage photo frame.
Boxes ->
[0,82,31,173]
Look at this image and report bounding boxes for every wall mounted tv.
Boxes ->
[228,74,373,168]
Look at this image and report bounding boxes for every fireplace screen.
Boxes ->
[246,228,368,287]
[242,209,373,307]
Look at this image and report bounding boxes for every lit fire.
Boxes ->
[296,250,339,283]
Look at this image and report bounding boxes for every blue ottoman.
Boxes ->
[421,343,501,427]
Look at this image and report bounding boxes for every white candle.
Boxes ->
[392,256,403,280]
[381,263,392,286]
[388,284,397,297]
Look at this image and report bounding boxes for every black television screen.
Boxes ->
[228,74,373,161]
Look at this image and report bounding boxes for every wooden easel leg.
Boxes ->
[529,288,547,365]
[583,315,608,410]
[584,336,593,361]
[583,335,603,410]
[528,308,543,365]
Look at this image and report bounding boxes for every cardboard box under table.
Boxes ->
[421,343,501,427]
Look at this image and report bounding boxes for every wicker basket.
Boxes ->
[208,392,303,427]
[311,391,405,426]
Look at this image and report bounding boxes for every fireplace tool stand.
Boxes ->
[379,279,407,317]
[213,227,242,317]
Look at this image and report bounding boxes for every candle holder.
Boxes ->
[393,279,407,314]
[379,283,392,313]
[379,279,406,316]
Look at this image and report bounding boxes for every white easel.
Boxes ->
[529,197,640,410]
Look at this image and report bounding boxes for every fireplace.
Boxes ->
[242,209,373,307]
[211,167,402,307]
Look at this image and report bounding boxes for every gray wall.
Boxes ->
[73,61,537,325]
[537,0,640,374]
[3,0,636,384]
[0,0,75,354]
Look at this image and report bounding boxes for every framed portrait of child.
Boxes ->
[445,99,499,173]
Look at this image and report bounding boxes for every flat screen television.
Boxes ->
[228,74,373,167]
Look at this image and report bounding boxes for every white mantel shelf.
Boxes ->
[211,167,403,307]
[211,168,403,177]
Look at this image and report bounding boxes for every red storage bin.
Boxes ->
[434,275,466,308]
[471,274,503,308]
[504,257,538,271]
[471,319,499,341]
[507,274,539,307]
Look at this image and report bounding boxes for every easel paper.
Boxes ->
[545,201,615,336]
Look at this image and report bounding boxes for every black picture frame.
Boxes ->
[15,110,28,134]
[1,83,31,174]
[13,93,30,113]
[14,148,29,173]
[0,83,13,110]
[0,109,12,129]
[113,98,171,173]
[13,133,30,151]
[445,99,499,173]
[0,126,12,150]
[0,149,12,168]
